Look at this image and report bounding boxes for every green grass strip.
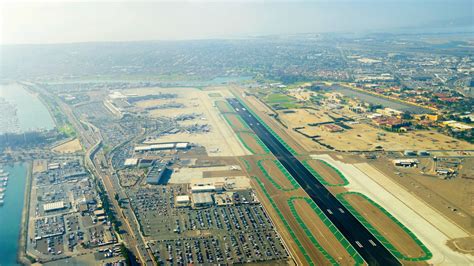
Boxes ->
[302,159,349,187]
[234,97,299,156]
[252,176,315,265]
[236,132,270,155]
[239,158,252,171]
[288,197,365,266]
[257,159,300,191]
[336,192,432,261]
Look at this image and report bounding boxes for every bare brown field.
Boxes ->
[259,159,297,191]
[278,108,333,128]
[343,193,428,260]
[215,100,234,113]
[305,159,346,185]
[293,198,357,265]
[447,236,474,255]
[238,133,267,155]
[52,138,82,153]
[224,113,250,132]
[313,123,474,151]
[32,159,47,174]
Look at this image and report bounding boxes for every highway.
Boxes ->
[35,84,153,265]
[228,98,400,265]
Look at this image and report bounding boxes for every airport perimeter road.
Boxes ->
[228,98,400,266]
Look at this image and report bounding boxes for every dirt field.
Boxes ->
[311,123,474,151]
[237,132,268,155]
[258,160,298,191]
[51,138,82,153]
[224,113,250,132]
[215,100,234,113]
[32,160,47,173]
[292,198,357,265]
[341,193,428,261]
[277,108,333,128]
[304,159,346,185]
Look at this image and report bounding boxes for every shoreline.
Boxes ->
[19,82,59,129]
[17,161,34,265]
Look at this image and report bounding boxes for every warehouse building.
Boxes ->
[43,201,66,212]
[192,193,214,208]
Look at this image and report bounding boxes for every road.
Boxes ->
[228,98,400,266]
[34,84,153,265]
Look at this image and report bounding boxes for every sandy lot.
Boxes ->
[170,166,235,183]
[311,123,474,151]
[51,138,83,153]
[32,160,47,173]
[278,108,333,128]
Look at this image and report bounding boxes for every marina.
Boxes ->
[0,168,8,205]
[0,163,27,265]
[0,83,55,134]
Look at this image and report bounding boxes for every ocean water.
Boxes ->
[0,163,27,266]
[0,83,55,133]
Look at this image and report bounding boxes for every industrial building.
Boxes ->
[191,185,216,193]
[43,201,66,212]
[175,195,191,207]
[134,142,189,152]
[146,161,170,185]
[192,193,214,208]
[393,159,419,167]
[123,158,138,167]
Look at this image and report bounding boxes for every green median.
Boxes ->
[257,159,300,191]
[302,159,349,187]
[336,192,432,262]
[288,197,365,266]
[222,113,252,131]
[236,132,270,155]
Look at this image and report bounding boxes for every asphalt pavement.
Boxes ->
[228,98,400,266]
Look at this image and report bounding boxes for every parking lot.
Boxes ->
[129,185,288,264]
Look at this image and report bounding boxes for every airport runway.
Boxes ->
[228,98,400,265]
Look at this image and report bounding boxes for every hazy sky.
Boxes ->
[1,0,472,44]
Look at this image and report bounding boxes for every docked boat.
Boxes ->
[0,200,4,206]
[0,193,4,200]
[0,181,6,187]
